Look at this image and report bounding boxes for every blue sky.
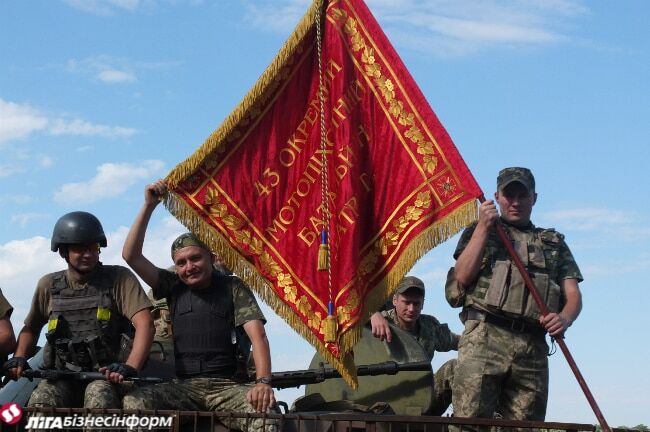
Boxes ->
[1,0,648,426]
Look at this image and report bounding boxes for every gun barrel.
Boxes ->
[22,370,163,383]
[270,360,431,389]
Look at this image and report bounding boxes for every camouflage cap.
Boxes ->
[497,167,535,193]
[394,276,425,296]
[170,232,211,257]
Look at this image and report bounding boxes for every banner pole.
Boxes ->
[477,194,611,432]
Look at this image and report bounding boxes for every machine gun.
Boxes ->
[19,360,430,389]
[270,360,431,389]
[22,369,164,383]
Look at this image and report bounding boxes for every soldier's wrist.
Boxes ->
[255,376,272,385]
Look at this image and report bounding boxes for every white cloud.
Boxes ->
[62,55,181,84]
[102,216,186,270]
[49,118,136,139]
[63,0,142,16]
[97,68,137,83]
[540,207,636,231]
[0,236,62,323]
[53,160,165,204]
[62,0,203,16]
[402,13,562,44]
[244,0,311,33]
[244,0,588,57]
[0,98,48,144]
[0,163,25,178]
[0,194,33,205]
[10,213,50,228]
[539,207,650,249]
[0,98,137,145]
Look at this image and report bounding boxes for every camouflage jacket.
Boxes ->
[383,309,459,361]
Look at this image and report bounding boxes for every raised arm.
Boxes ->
[122,180,167,289]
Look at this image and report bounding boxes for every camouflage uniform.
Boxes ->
[23,265,151,411]
[382,308,459,415]
[451,220,583,422]
[148,289,172,340]
[123,269,276,432]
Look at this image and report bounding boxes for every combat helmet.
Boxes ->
[51,211,107,252]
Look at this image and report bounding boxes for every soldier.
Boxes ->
[0,288,17,364]
[122,180,276,432]
[370,276,460,415]
[5,211,154,410]
[451,167,583,422]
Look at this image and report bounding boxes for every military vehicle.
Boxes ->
[0,324,598,432]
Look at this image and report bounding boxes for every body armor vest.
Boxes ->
[44,265,132,371]
[464,224,565,322]
[169,273,237,378]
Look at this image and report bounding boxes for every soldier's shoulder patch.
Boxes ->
[539,228,564,243]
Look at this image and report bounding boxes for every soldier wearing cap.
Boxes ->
[451,167,583,422]
[5,211,154,411]
[121,180,276,432]
[370,275,460,415]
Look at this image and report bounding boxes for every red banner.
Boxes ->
[165,0,481,387]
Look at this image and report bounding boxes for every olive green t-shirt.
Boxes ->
[24,264,152,331]
[154,269,265,326]
[0,288,13,319]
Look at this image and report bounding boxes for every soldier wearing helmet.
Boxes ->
[121,180,276,432]
[5,211,154,411]
[451,167,583,423]
[370,275,460,415]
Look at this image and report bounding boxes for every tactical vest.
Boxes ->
[169,273,238,378]
[464,224,565,322]
[44,265,132,371]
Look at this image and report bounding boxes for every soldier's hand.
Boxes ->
[539,312,571,337]
[144,180,167,207]
[246,382,276,413]
[478,199,498,229]
[99,362,138,383]
[4,356,29,381]
[370,312,392,343]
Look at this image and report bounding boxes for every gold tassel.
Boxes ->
[324,317,337,343]
[324,301,337,342]
[317,243,329,270]
[324,315,337,342]
[317,229,329,270]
